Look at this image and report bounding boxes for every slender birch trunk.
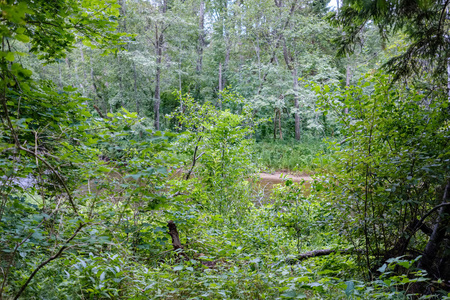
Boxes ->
[293,67,300,140]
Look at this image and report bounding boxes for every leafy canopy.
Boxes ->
[331,0,450,81]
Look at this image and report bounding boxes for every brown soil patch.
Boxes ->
[256,172,312,198]
[259,172,312,183]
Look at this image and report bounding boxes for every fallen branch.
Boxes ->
[288,249,363,264]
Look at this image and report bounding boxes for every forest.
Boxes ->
[0,0,449,299]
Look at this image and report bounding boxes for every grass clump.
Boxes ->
[254,137,334,174]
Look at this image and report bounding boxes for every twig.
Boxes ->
[415,202,450,232]
[185,136,203,180]
[93,105,107,119]
[17,146,78,215]
[13,223,84,300]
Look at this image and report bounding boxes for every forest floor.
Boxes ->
[259,172,312,182]
[258,172,312,196]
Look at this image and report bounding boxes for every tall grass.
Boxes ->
[254,136,334,174]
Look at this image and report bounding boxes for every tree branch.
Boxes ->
[185,136,203,180]
[17,146,78,215]
[287,248,363,264]
[93,105,107,119]
[13,223,84,300]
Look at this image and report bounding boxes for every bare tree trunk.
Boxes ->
[218,62,223,109]
[117,56,124,108]
[88,53,102,113]
[346,58,351,87]
[80,47,87,80]
[278,108,283,140]
[117,0,127,109]
[179,46,182,110]
[273,110,277,140]
[118,0,127,31]
[293,68,300,140]
[74,63,84,94]
[255,38,262,87]
[133,62,139,115]
[223,0,230,89]
[58,62,63,88]
[154,26,163,130]
[90,62,95,96]
[196,1,205,74]
[238,10,243,85]
[65,57,71,83]
[195,1,205,97]
[153,0,167,130]
[224,41,230,89]
[345,53,351,114]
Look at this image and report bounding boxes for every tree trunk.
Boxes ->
[255,37,262,87]
[88,52,102,113]
[117,56,124,108]
[179,41,183,111]
[167,221,188,260]
[74,63,84,94]
[224,41,230,89]
[273,110,277,140]
[195,1,205,97]
[447,57,450,100]
[196,1,205,74]
[293,68,300,140]
[223,0,229,89]
[344,53,351,114]
[80,47,87,81]
[418,182,450,277]
[133,62,139,115]
[58,62,63,88]
[154,26,163,130]
[278,108,283,140]
[153,0,167,130]
[218,62,223,109]
[65,57,71,83]
[118,0,127,32]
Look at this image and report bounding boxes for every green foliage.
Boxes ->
[0,0,124,62]
[331,0,450,82]
[254,137,333,173]
[342,256,450,299]
[315,71,450,275]
[3,0,450,298]
[269,181,340,253]
[170,91,258,216]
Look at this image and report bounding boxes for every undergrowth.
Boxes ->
[13,182,446,299]
[254,137,334,174]
[4,95,447,299]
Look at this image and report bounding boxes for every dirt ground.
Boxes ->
[256,172,312,197]
[259,172,312,183]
